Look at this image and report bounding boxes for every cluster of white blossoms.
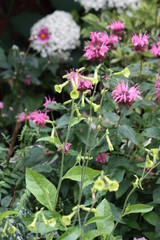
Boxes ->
[30,11,80,58]
[107,0,141,9]
[74,0,106,12]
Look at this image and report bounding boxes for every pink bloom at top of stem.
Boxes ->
[112,80,141,107]
[133,238,147,240]
[28,110,49,127]
[57,142,71,154]
[43,96,56,110]
[83,31,110,61]
[67,69,93,92]
[96,153,106,164]
[37,27,50,44]
[154,75,160,100]
[132,31,149,52]
[107,20,125,37]
[0,101,4,110]
[108,34,119,49]
[150,38,160,58]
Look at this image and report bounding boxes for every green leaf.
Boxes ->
[143,212,158,226]
[144,127,160,140]
[71,117,85,127]
[62,166,100,184]
[47,102,66,111]
[56,226,81,240]
[1,195,12,207]
[118,125,138,145]
[0,47,6,62]
[0,211,18,222]
[82,229,106,240]
[123,204,153,216]
[55,114,70,129]
[26,168,57,211]
[95,199,114,235]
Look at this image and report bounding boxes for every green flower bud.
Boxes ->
[8,225,16,235]
[70,89,79,100]
[55,81,69,93]
[145,154,154,168]
[2,220,8,237]
[61,212,75,227]
[97,125,101,131]
[106,129,114,151]
[28,219,37,232]
[75,105,81,120]
[64,100,72,105]
[132,175,139,189]
[81,94,85,107]
[107,180,119,192]
[122,67,130,78]
[41,213,49,228]
[48,218,56,227]
[92,103,101,112]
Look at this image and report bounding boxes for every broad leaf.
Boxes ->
[26,168,57,211]
[123,204,153,216]
[56,226,81,240]
[118,125,138,145]
[0,211,18,222]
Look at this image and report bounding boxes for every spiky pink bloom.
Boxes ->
[154,75,160,100]
[67,69,93,92]
[0,101,4,110]
[96,153,106,164]
[133,238,147,240]
[108,35,119,49]
[29,110,49,127]
[112,80,141,107]
[150,39,160,58]
[132,31,149,52]
[57,142,71,154]
[38,27,50,44]
[43,96,56,110]
[107,20,125,37]
[84,32,110,61]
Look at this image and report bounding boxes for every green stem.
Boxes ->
[54,100,75,209]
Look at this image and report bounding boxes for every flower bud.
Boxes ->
[41,213,49,228]
[122,67,130,78]
[145,154,153,168]
[8,225,16,235]
[70,89,79,100]
[92,103,101,112]
[106,129,114,151]
[75,105,81,120]
[55,81,69,93]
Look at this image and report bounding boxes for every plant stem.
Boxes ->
[54,100,75,209]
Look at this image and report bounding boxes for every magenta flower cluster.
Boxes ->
[112,80,141,107]
[57,142,72,154]
[96,153,106,164]
[150,38,160,58]
[154,75,160,100]
[131,31,149,52]
[67,69,93,92]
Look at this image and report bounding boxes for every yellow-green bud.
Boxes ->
[132,175,139,189]
[97,125,101,131]
[41,213,49,228]
[75,105,81,120]
[145,154,154,168]
[106,129,114,151]
[92,103,101,112]
[48,218,56,227]
[70,89,79,100]
[61,212,75,227]
[8,225,16,235]
[122,67,130,78]
[107,180,119,192]
[64,100,72,105]
[81,94,85,107]
[55,81,69,93]
[2,220,8,237]
[28,219,37,232]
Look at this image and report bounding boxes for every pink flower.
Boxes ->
[38,27,50,44]
[43,96,56,110]
[96,153,106,164]
[29,110,49,127]
[0,101,4,110]
[112,80,141,107]
[150,38,160,58]
[108,35,119,49]
[133,238,147,240]
[57,142,71,154]
[25,75,31,85]
[132,31,149,52]
[84,32,110,61]
[107,20,125,37]
[154,75,160,100]
[67,69,93,93]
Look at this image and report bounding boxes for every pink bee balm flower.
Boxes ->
[133,238,147,240]
[108,35,119,49]
[57,142,71,154]
[150,38,160,58]
[29,110,49,127]
[84,32,110,61]
[107,20,125,37]
[132,31,149,52]
[96,153,106,164]
[154,75,160,100]
[43,96,56,110]
[0,101,4,110]
[38,27,50,44]
[112,80,141,107]
[67,69,93,93]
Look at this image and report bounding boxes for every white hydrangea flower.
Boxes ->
[107,0,141,10]
[30,11,80,58]
[74,0,106,12]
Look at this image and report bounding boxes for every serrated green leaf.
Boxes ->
[118,124,138,145]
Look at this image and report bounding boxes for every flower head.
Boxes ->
[0,101,4,110]
[43,96,56,110]
[132,31,149,52]
[74,0,106,12]
[154,75,160,100]
[107,20,125,37]
[30,11,80,58]
[150,38,160,58]
[133,238,147,240]
[57,142,71,154]
[38,27,50,43]
[112,80,141,106]
[108,35,119,49]
[67,69,93,93]
[29,110,49,127]
[96,153,106,164]
[84,32,110,61]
